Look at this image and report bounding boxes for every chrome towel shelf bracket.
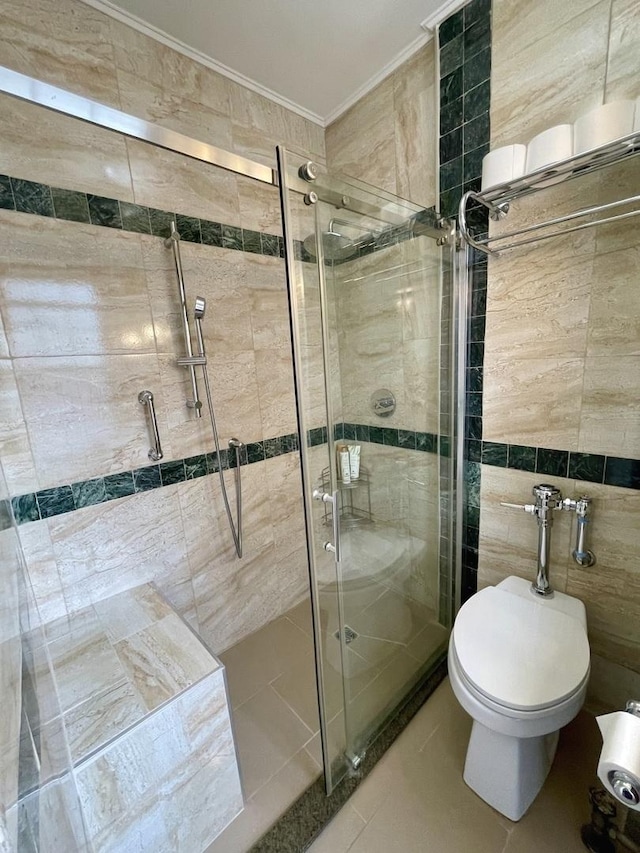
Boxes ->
[459,130,640,256]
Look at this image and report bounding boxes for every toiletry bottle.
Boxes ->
[337,444,351,484]
[348,445,361,481]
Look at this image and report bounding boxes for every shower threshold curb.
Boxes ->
[249,653,448,853]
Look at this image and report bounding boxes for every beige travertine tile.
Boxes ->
[114,612,218,711]
[231,684,315,797]
[92,584,173,644]
[229,84,317,168]
[587,245,640,357]
[491,1,610,146]
[0,214,154,358]
[326,76,397,194]
[0,96,134,201]
[75,669,241,852]
[605,0,640,101]
[47,488,190,617]
[47,621,125,715]
[14,353,170,488]
[237,173,283,237]
[579,355,640,457]
[0,0,120,105]
[482,355,583,448]
[116,69,233,150]
[246,253,290,351]
[394,44,437,209]
[492,0,603,59]
[402,338,440,433]
[0,358,37,494]
[485,252,592,359]
[254,346,297,437]
[110,19,231,115]
[17,522,67,624]
[126,138,240,226]
[63,678,146,763]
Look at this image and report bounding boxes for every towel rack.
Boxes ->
[459,129,640,256]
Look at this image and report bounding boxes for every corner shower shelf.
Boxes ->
[459,129,640,255]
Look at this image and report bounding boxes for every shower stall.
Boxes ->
[277,148,456,790]
[0,57,458,852]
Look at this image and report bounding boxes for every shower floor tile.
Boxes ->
[309,678,601,853]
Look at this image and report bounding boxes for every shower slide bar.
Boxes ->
[165,222,203,417]
[164,224,243,558]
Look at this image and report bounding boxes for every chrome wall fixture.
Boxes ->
[138,390,163,461]
[163,227,243,558]
[502,483,596,596]
[459,130,640,255]
[165,222,203,418]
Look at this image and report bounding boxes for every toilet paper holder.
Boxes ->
[604,701,640,810]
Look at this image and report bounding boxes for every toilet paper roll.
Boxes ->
[597,710,640,811]
[574,101,635,154]
[526,124,573,186]
[481,144,527,191]
[634,97,640,133]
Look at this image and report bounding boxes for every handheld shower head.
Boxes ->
[194,296,206,319]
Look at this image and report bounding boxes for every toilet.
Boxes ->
[448,575,590,821]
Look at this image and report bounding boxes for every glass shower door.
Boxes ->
[277,148,454,791]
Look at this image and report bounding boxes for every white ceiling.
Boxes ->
[84,0,461,125]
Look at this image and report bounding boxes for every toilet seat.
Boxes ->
[452,583,590,713]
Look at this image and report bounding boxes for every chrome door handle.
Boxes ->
[313,489,341,562]
[138,390,163,461]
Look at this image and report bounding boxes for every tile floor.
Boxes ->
[206,589,448,852]
[308,678,602,853]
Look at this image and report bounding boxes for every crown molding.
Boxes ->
[324,30,434,126]
[421,0,468,32]
[78,0,325,126]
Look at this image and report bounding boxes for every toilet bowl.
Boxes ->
[449,575,590,821]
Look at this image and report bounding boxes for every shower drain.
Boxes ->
[334,625,359,645]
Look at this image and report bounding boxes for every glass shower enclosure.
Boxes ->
[277,148,456,792]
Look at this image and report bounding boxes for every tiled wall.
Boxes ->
[475,0,640,706]
[437,0,492,605]
[325,44,437,209]
[0,0,326,654]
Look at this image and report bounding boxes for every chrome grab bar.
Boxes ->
[138,390,163,461]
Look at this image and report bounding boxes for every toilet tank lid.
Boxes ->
[453,585,590,711]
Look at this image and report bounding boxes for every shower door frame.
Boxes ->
[277,145,459,792]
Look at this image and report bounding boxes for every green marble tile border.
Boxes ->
[250,655,448,852]
[10,433,299,525]
[472,441,639,489]
[1,173,285,259]
[8,422,451,526]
